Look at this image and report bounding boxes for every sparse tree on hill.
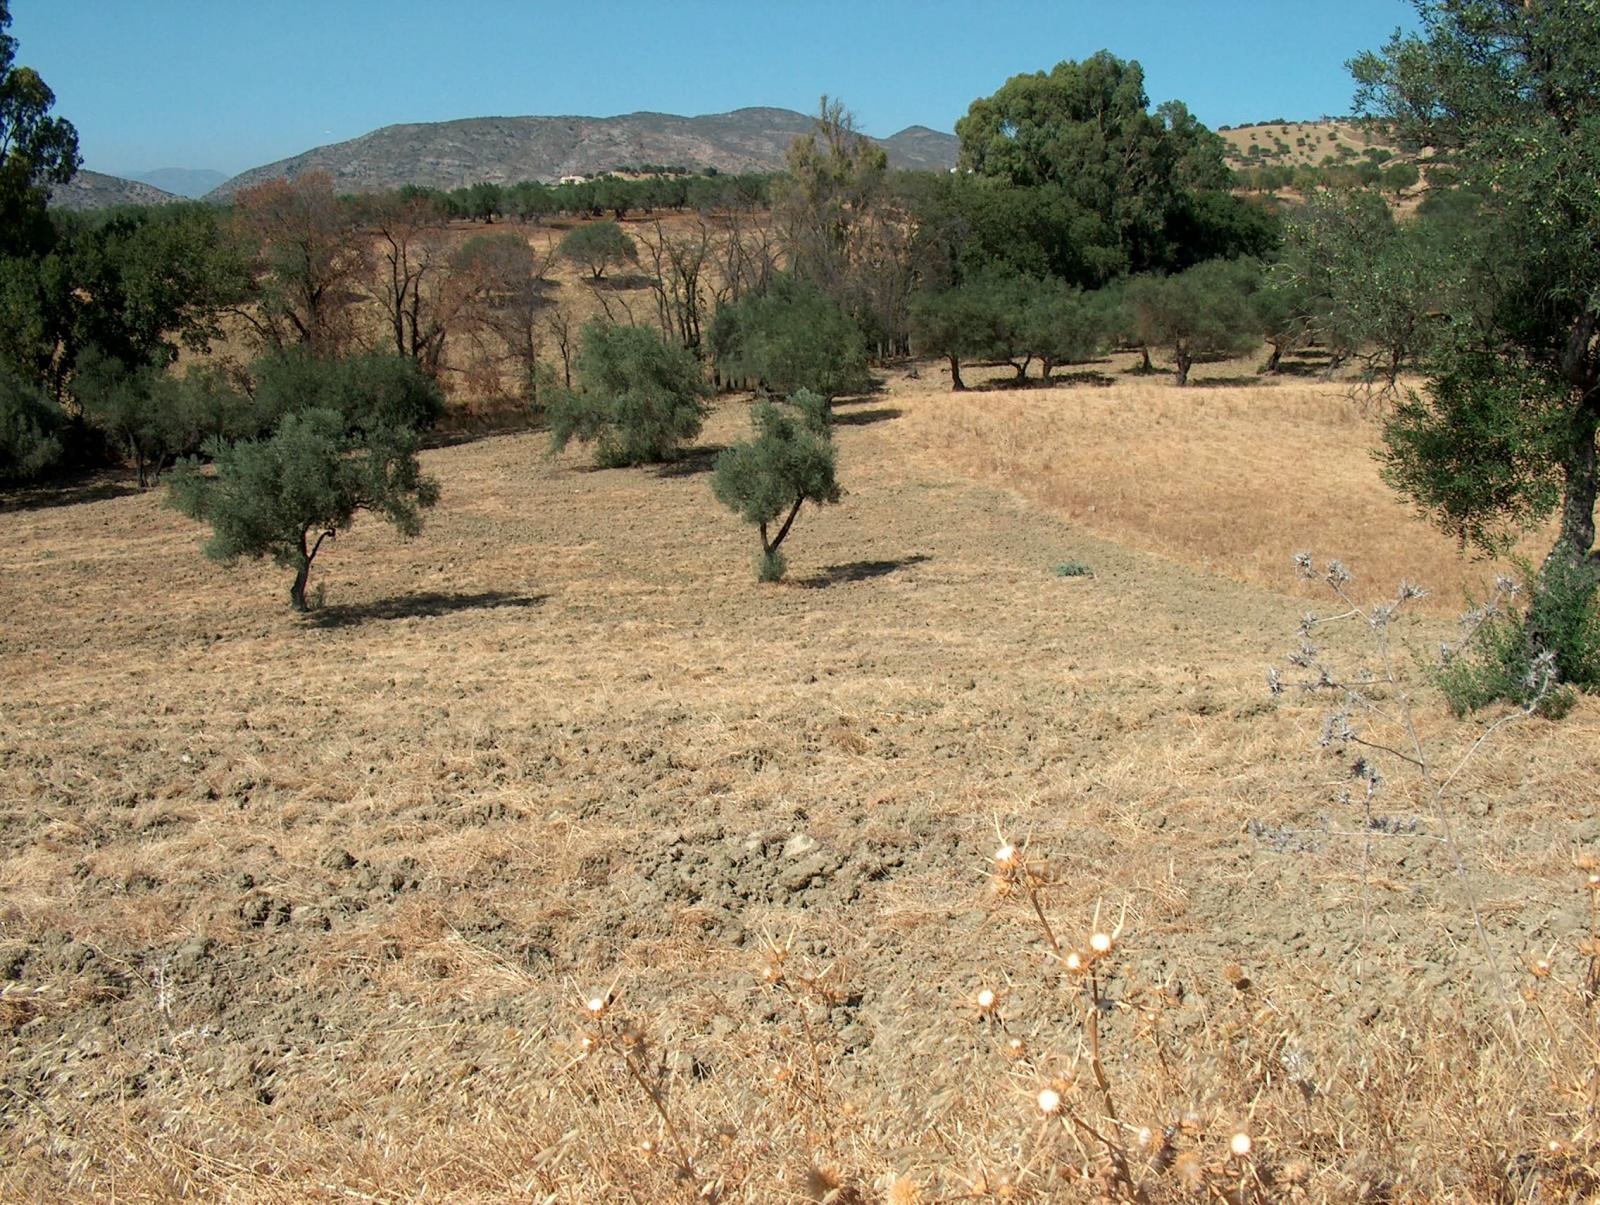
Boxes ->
[452,231,558,401]
[360,192,461,380]
[713,389,840,582]
[639,218,712,351]
[546,320,706,467]
[231,171,367,357]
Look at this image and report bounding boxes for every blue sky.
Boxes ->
[14,1,1417,178]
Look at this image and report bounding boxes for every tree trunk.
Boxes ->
[291,528,336,611]
[948,354,966,392]
[764,496,806,556]
[1174,349,1192,387]
[1261,343,1283,375]
[290,558,311,612]
[1548,401,1600,569]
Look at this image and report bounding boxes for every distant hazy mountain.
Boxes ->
[133,167,228,198]
[208,108,960,199]
[49,170,183,212]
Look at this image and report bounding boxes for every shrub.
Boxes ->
[1431,559,1600,717]
[548,321,706,467]
[0,366,62,484]
[250,350,445,439]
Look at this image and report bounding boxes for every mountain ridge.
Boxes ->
[206,107,959,199]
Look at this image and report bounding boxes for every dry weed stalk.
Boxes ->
[567,984,708,1202]
[984,833,1281,1203]
[1276,555,1555,1019]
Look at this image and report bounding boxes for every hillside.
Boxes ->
[3,352,1595,1199]
[47,169,183,212]
[208,108,960,199]
[1218,118,1406,169]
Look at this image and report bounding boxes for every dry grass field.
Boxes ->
[3,359,1599,1202]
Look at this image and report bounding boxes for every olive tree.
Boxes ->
[168,407,439,612]
[557,219,638,280]
[712,390,840,582]
[167,354,444,610]
[1125,258,1262,386]
[1353,0,1600,570]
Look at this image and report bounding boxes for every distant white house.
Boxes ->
[558,174,588,186]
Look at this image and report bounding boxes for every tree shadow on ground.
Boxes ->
[307,591,548,628]
[1186,375,1271,389]
[653,444,729,478]
[832,406,902,426]
[1,472,141,513]
[800,554,930,588]
[589,272,656,291]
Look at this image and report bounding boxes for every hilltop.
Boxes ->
[207,108,960,199]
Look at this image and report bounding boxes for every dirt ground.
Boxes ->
[3,363,1598,1202]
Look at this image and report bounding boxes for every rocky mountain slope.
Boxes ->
[48,170,183,212]
[207,108,958,199]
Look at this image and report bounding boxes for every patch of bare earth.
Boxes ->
[2,364,1597,1201]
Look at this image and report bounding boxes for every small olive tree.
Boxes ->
[547,320,706,467]
[712,389,840,581]
[168,408,439,611]
[1126,258,1262,386]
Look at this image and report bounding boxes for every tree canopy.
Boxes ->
[0,0,79,256]
[713,389,840,581]
[955,52,1234,277]
[547,321,707,467]
[1352,0,1600,565]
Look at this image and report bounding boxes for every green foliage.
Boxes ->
[713,389,841,581]
[757,548,787,583]
[547,321,706,467]
[557,220,638,280]
[1380,350,1566,554]
[1055,561,1093,578]
[74,352,262,487]
[1351,0,1600,564]
[1432,560,1600,718]
[250,350,445,439]
[1125,258,1263,385]
[709,277,870,399]
[955,52,1234,277]
[0,364,60,483]
[1279,188,1456,384]
[167,407,439,611]
[0,0,80,257]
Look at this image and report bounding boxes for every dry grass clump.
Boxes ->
[3,366,1598,1201]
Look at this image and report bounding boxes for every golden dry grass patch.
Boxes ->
[2,374,1599,1200]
